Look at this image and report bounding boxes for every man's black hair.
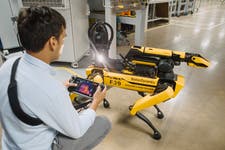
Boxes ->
[17,6,66,52]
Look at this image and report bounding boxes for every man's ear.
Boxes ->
[48,36,57,52]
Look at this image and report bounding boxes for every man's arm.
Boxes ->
[23,81,106,138]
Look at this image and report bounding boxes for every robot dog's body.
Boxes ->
[70,22,209,140]
[84,45,209,139]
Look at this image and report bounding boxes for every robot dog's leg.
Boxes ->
[154,105,164,119]
[129,105,161,140]
[138,92,164,119]
[132,87,174,115]
[131,87,174,139]
[136,111,161,140]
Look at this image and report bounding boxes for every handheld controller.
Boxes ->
[68,76,105,98]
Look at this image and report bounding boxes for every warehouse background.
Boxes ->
[0,0,225,150]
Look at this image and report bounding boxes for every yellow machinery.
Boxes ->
[83,45,209,139]
[69,22,209,140]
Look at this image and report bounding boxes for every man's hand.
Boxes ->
[90,86,107,111]
[64,80,77,88]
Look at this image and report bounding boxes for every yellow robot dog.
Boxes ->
[85,45,209,140]
[70,22,209,140]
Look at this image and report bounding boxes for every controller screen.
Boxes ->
[76,79,98,97]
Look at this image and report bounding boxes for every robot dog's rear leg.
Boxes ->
[129,106,161,140]
[138,92,164,119]
[154,105,164,119]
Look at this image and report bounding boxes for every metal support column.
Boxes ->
[170,0,177,16]
[135,9,146,46]
[105,0,117,59]
[177,0,188,16]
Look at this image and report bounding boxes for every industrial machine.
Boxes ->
[0,0,23,61]
[19,0,90,68]
[69,21,209,140]
[1,0,90,67]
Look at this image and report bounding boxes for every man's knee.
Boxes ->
[95,116,111,133]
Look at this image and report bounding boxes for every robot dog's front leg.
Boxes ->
[130,86,174,115]
[138,92,164,119]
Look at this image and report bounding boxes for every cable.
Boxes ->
[88,21,114,57]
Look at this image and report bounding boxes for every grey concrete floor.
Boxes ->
[1,1,225,150]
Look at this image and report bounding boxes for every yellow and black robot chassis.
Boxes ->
[70,22,210,140]
[85,45,209,140]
